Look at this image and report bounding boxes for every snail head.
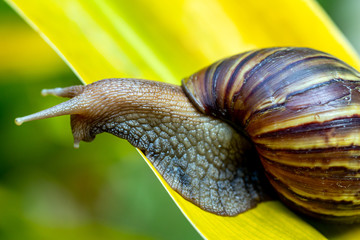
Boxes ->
[15,78,167,148]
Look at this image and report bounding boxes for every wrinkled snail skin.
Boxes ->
[15,78,266,216]
[15,47,360,222]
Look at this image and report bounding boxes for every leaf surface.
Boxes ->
[7,0,360,239]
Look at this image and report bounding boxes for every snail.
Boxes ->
[15,47,360,223]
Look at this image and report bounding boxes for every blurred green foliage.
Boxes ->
[0,0,359,239]
[318,0,360,54]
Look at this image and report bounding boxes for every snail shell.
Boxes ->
[182,47,360,222]
[15,47,360,222]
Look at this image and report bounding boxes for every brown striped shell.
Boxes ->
[182,47,360,222]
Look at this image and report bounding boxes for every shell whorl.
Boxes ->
[182,47,360,221]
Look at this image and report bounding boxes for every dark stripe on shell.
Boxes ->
[255,116,360,139]
[266,170,360,216]
[225,51,260,106]
[240,64,357,126]
[261,155,360,179]
[255,142,360,153]
[238,55,342,106]
[266,171,360,207]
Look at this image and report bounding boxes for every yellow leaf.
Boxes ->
[6,0,360,239]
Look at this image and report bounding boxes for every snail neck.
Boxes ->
[16,78,267,215]
[69,78,203,144]
[73,79,266,215]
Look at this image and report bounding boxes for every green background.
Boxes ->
[0,1,358,239]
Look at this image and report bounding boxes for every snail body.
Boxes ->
[16,47,360,222]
